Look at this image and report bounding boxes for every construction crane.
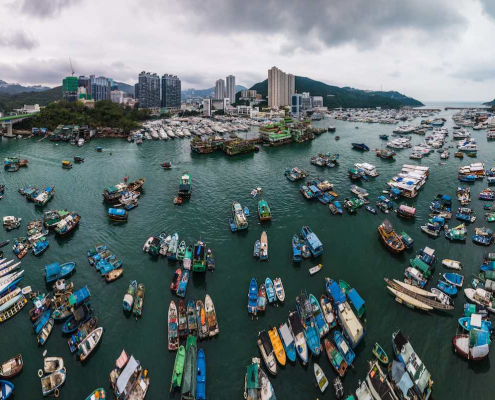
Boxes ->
[69,57,75,77]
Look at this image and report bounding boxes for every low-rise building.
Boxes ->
[13,104,41,114]
[111,90,125,104]
[203,99,212,117]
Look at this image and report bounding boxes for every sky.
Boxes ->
[0,0,494,102]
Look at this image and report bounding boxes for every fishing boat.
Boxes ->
[41,368,66,397]
[456,207,476,223]
[309,293,329,338]
[378,220,405,253]
[187,299,198,336]
[295,290,320,356]
[400,231,414,248]
[168,301,179,351]
[287,311,308,364]
[301,226,323,257]
[108,208,128,222]
[257,285,267,312]
[170,345,185,393]
[195,348,206,400]
[176,241,186,261]
[324,338,347,377]
[445,223,467,241]
[278,323,296,363]
[248,278,258,316]
[54,212,80,236]
[170,269,182,292]
[352,143,370,151]
[177,300,188,339]
[258,330,277,375]
[464,288,495,313]
[268,327,286,366]
[437,280,457,296]
[74,156,84,163]
[376,148,396,159]
[259,232,268,261]
[365,205,377,214]
[372,343,389,364]
[32,240,49,256]
[178,171,192,198]
[78,327,103,362]
[453,330,490,361]
[320,295,337,329]
[3,216,21,231]
[442,259,462,270]
[44,357,64,373]
[292,235,302,262]
[183,245,193,270]
[44,262,76,283]
[123,280,137,312]
[204,294,219,337]
[253,240,261,258]
[334,330,355,365]
[265,278,276,304]
[167,232,179,260]
[133,283,145,317]
[161,161,172,169]
[67,317,98,353]
[37,317,54,346]
[105,268,124,282]
[62,303,92,334]
[404,267,427,288]
[232,201,248,231]
[0,354,23,378]
[273,278,285,302]
[309,263,323,275]
[444,272,464,287]
[192,240,207,273]
[258,199,271,221]
[458,314,493,333]
[314,363,329,393]
[0,380,14,399]
[196,300,208,340]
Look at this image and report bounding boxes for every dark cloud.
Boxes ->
[479,0,495,20]
[20,0,82,18]
[173,0,466,50]
[450,66,495,82]
[0,31,39,50]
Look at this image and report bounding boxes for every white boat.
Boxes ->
[464,288,495,313]
[430,288,453,306]
[355,380,373,400]
[150,130,159,140]
[410,153,423,159]
[440,151,449,159]
[142,237,154,252]
[78,327,104,361]
[176,129,184,138]
[314,363,328,393]
[168,130,176,139]
[273,278,285,302]
[387,286,433,311]
[41,368,66,397]
[158,129,168,140]
[77,138,85,147]
[355,163,378,177]
[183,129,192,137]
[258,360,276,400]
[44,357,64,373]
[309,264,323,275]
[442,259,462,270]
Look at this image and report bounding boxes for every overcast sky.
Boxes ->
[1,0,494,102]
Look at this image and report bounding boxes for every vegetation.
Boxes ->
[0,86,63,113]
[250,76,424,109]
[18,100,150,132]
[483,98,495,107]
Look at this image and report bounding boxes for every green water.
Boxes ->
[0,106,493,400]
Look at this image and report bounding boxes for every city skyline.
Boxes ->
[1,0,495,101]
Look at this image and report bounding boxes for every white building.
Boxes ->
[226,75,236,105]
[111,90,125,104]
[203,99,212,117]
[13,104,41,114]
[301,92,312,110]
[312,96,323,108]
[267,66,295,109]
[214,79,225,100]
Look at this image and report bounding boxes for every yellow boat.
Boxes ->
[268,327,286,366]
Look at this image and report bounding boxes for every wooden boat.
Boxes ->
[44,357,64,373]
[123,280,137,312]
[288,311,308,364]
[442,259,462,270]
[372,342,389,364]
[183,245,193,270]
[105,268,123,282]
[78,327,104,362]
[259,232,268,261]
[0,354,23,378]
[257,330,277,376]
[309,263,323,275]
[205,294,219,337]
[181,336,197,399]
[178,300,188,339]
[324,338,347,377]
[320,294,337,328]
[176,269,189,298]
[67,317,98,353]
[53,212,81,236]
[334,330,355,365]
[278,323,296,362]
[253,240,261,258]
[0,292,22,314]
[62,160,72,169]
[168,301,179,351]
[84,389,106,400]
[268,327,286,366]
[206,249,215,271]
[453,331,490,360]
[314,363,329,393]
[132,283,145,318]
[40,367,66,397]
[273,278,285,302]
[0,296,27,323]
[73,156,84,163]
[257,284,267,312]
[378,220,405,253]
[170,345,185,393]
[187,299,197,336]
[126,178,146,192]
[0,381,14,399]
[170,269,182,292]
[62,303,93,334]
[196,300,208,340]
[265,278,276,303]
[37,317,54,346]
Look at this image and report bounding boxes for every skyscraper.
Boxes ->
[91,76,111,101]
[267,67,295,109]
[136,71,160,109]
[214,79,225,100]
[291,93,302,118]
[161,74,181,110]
[226,75,236,104]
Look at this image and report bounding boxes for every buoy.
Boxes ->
[38,369,43,377]
[54,388,60,397]
[43,350,47,357]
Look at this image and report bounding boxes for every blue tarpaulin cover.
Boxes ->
[348,288,365,314]
[108,208,126,216]
[327,280,346,305]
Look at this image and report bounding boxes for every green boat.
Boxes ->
[409,257,433,278]
[170,345,186,393]
[338,280,351,295]
[176,241,186,261]
[43,209,70,229]
[479,270,495,282]
[178,171,192,198]
[192,240,207,273]
[181,336,197,400]
[486,212,495,223]
[372,342,389,364]
[258,199,272,221]
[183,245,193,270]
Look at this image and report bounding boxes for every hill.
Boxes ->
[250,76,423,108]
[483,99,495,106]
[0,86,63,113]
[115,81,135,95]
[0,80,51,95]
[181,85,247,100]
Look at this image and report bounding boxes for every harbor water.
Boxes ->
[0,104,493,399]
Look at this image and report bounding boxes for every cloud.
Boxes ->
[19,0,82,18]
[169,0,466,51]
[0,31,39,50]
[479,0,495,20]
[388,71,401,78]
[450,65,495,82]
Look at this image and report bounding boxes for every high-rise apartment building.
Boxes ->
[214,79,225,100]
[137,71,160,109]
[291,94,302,118]
[161,74,181,110]
[91,76,111,101]
[203,99,212,117]
[267,67,295,109]
[226,75,236,104]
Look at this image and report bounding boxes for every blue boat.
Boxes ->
[95,254,115,270]
[295,290,320,356]
[68,286,91,308]
[458,174,476,182]
[292,235,302,262]
[437,280,457,296]
[0,380,14,400]
[177,269,190,298]
[456,208,476,223]
[480,261,495,272]
[196,348,206,400]
[333,201,343,214]
[351,143,370,151]
[99,259,121,275]
[318,192,332,204]
[265,278,276,304]
[443,272,464,287]
[108,207,128,221]
[229,217,237,233]
[458,316,493,333]
[244,207,250,217]
[309,293,329,338]
[33,310,52,334]
[62,303,92,334]
[473,235,492,246]
[347,288,366,319]
[32,240,49,256]
[301,226,323,257]
[253,240,261,258]
[418,247,436,266]
[87,244,106,258]
[278,323,297,363]
[44,262,76,283]
[334,330,355,365]
[248,278,258,315]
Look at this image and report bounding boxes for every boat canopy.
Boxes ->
[327,280,346,305]
[398,205,416,215]
[69,286,90,307]
[116,355,139,395]
[410,258,432,277]
[391,360,414,398]
[279,323,294,346]
[347,288,365,317]
[391,188,402,196]
[44,262,61,278]
[108,208,126,216]
[246,363,259,389]
[470,314,482,329]
[381,220,394,233]
[106,186,120,194]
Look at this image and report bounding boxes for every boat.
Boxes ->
[464,288,495,313]
[287,311,308,364]
[168,301,179,351]
[295,290,320,356]
[187,299,198,336]
[178,171,192,198]
[458,314,493,333]
[396,205,416,219]
[301,226,323,257]
[204,294,219,337]
[170,345,185,392]
[108,208,128,222]
[248,278,258,316]
[78,327,103,362]
[320,295,337,329]
[309,293,329,337]
[244,206,250,217]
[44,357,64,373]
[376,148,396,159]
[196,300,208,339]
[67,317,98,353]
[74,156,84,163]
[257,285,267,312]
[278,323,296,363]
[258,330,277,375]
[123,280,137,312]
[378,220,405,253]
[196,348,206,400]
[3,216,21,231]
[314,363,329,393]
[258,199,271,221]
[32,186,55,207]
[62,160,72,169]
[32,240,49,256]
[170,268,182,292]
[0,354,23,378]
[430,288,454,306]
[400,231,414,248]
[244,359,260,400]
[292,235,302,262]
[37,317,55,346]
[372,343,389,364]
[167,232,179,260]
[105,268,124,282]
[0,380,14,399]
[178,300,188,339]
[365,361,398,400]
[442,259,462,270]
[273,278,285,302]
[232,201,248,231]
[437,280,457,296]
[176,241,186,261]
[365,205,377,214]
[445,223,467,241]
[334,330,355,365]
[268,327,286,366]
[62,303,92,334]
[253,240,261,258]
[41,368,66,397]
[44,262,76,283]
[444,272,464,287]
[453,330,490,361]
[192,240,207,272]
[183,245,193,270]
[161,161,172,169]
[259,232,268,261]
[265,278,276,304]
[54,212,81,236]
[324,338,347,377]
[309,263,323,275]
[132,283,145,317]
[352,143,370,151]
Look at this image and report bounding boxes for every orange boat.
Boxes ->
[268,327,286,366]
[378,220,405,254]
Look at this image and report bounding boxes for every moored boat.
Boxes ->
[288,311,308,364]
[324,338,347,377]
[168,301,179,351]
[0,354,23,378]
[133,283,145,317]
[257,330,277,376]
[78,327,104,362]
[123,280,137,312]
[314,363,329,393]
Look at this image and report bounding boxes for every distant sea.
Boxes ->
[421,101,489,108]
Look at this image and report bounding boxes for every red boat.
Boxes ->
[170,268,182,291]
[161,162,172,169]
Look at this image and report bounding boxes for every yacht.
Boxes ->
[355,163,379,177]
[77,138,85,147]
[453,128,470,139]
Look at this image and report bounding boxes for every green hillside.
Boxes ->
[0,86,63,113]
